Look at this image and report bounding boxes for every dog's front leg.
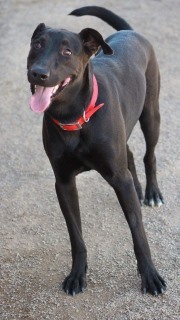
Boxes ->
[55,177,87,295]
[105,170,166,295]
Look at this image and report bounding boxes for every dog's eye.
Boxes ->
[34,41,42,49]
[62,48,72,56]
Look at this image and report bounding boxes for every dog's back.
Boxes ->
[71,6,157,138]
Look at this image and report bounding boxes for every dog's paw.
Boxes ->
[140,267,166,296]
[62,272,87,296]
[144,185,164,207]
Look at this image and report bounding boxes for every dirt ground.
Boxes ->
[0,0,179,319]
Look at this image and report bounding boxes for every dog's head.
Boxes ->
[27,23,113,113]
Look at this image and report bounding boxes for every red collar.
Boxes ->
[52,75,104,131]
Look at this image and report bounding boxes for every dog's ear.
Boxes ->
[31,23,46,40]
[79,28,113,56]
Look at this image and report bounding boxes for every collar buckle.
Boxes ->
[59,121,82,131]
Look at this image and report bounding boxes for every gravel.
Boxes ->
[0,0,179,319]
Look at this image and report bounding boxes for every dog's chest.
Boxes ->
[51,131,92,163]
[67,134,90,159]
[44,119,98,171]
[64,132,98,169]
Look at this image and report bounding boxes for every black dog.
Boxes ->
[27,6,166,296]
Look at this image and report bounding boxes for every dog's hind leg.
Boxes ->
[139,52,164,207]
[127,144,143,204]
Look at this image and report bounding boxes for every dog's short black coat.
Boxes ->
[27,6,166,296]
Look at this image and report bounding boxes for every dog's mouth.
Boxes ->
[30,76,72,113]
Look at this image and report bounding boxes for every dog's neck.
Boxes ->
[45,63,94,124]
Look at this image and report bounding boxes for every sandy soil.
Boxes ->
[0,0,179,319]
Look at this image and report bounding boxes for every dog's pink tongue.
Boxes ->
[30,85,57,113]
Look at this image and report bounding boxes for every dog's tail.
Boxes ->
[69,6,133,31]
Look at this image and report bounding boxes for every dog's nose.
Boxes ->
[31,66,50,81]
